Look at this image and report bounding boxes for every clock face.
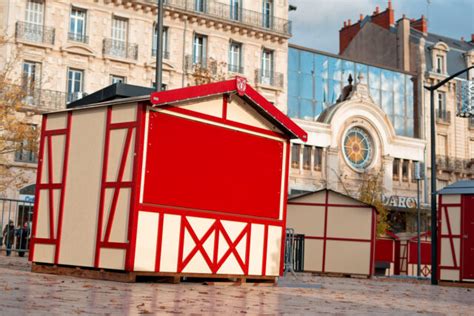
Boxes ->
[343,127,373,170]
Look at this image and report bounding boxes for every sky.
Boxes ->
[289,0,474,53]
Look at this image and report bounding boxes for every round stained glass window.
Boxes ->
[343,127,373,170]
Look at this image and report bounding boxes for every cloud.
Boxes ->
[289,0,474,53]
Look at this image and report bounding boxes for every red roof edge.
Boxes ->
[150,77,308,141]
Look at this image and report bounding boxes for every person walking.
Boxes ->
[16,222,30,257]
[3,220,15,256]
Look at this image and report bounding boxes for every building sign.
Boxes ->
[382,195,417,209]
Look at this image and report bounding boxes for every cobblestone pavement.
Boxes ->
[0,254,472,315]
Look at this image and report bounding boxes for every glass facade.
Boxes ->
[288,47,416,137]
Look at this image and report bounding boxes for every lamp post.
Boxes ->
[155,0,164,92]
[424,65,474,286]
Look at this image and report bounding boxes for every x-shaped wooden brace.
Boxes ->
[179,217,216,272]
[214,221,250,274]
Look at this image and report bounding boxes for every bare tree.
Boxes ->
[0,35,39,193]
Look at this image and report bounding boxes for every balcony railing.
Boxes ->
[103,38,138,60]
[19,87,67,111]
[435,109,451,124]
[228,64,244,74]
[436,155,474,174]
[68,32,89,44]
[67,91,88,104]
[152,49,170,59]
[255,69,284,88]
[146,0,291,36]
[15,21,55,45]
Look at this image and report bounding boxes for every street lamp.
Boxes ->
[424,65,474,285]
[155,0,164,92]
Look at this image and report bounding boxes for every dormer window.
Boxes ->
[431,41,449,75]
[436,55,444,74]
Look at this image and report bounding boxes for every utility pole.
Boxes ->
[155,0,164,92]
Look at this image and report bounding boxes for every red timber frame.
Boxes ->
[438,196,463,281]
[29,112,72,263]
[127,92,292,276]
[94,104,145,269]
[288,190,377,276]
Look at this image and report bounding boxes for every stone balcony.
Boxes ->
[15,21,55,46]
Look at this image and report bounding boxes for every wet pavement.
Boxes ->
[0,254,472,315]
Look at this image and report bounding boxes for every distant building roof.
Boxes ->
[438,180,474,195]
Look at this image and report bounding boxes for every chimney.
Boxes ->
[397,16,411,72]
[411,15,428,34]
[339,20,362,54]
[359,14,363,22]
[471,33,474,43]
[371,2,395,30]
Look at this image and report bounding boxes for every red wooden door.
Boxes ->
[462,195,474,280]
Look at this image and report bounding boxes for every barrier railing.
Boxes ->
[0,198,34,257]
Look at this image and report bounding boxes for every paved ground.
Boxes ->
[0,254,472,315]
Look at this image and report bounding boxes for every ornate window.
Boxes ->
[343,127,373,170]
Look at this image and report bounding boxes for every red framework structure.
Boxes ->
[30,78,307,280]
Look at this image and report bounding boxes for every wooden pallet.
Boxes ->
[31,263,277,284]
[439,281,474,288]
[309,271,371,279]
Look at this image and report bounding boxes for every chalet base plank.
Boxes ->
[31,263,277,284]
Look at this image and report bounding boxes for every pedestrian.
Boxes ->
[2,220,15,256]
[16,222,30,257]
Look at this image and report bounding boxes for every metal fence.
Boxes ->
[285,228,305,273]
[0,198,34,256]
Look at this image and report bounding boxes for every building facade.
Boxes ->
[287,45,427,234]
[0,0,292,200]
[338,2,474,203]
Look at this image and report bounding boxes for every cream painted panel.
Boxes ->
[106,129,127,182]
[266,226,282,276]
[289,191,326,204]
[227,96,282,133]
[221,220,247,241]
[122,129,135,182]
[217,254,244,275]
[134,211,159,272]
[52,189,61,239]
[59,108,106,267]
[46,113,67,130]
[33,244,55,263]
[102,188,114,240]
[99,248,126,270]
[286,204,325,237]
[41,139,49,184]
[447,207,461,235]
[328,191,366,206]
[303,239,323,272]
[159,214,181,272]
[179,96,223,118]
[248,224,264,275]
[327,207,372,240]
[186,216,214,239]
[440,238,461,267]
[440,269,460,281]
[182,251,213,274]
[441,195,461,204]
[36,189,50,239]
[51,135,65,183]
[325,241,371,275]
[108,188,131,243]
[111,104,137,124]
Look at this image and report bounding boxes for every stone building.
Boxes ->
[0,0,292,200]
[287,45,427,233]
[338,1,474,202]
